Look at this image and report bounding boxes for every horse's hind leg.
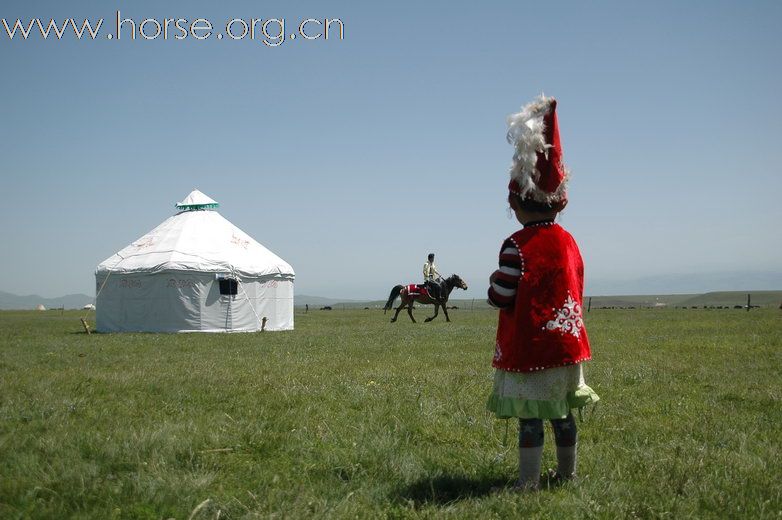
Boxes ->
[424,303,439,322]
[391,300,405,322]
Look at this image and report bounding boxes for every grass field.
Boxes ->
[1,307,781,519]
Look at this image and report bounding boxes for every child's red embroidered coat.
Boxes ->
[493,223,591,372]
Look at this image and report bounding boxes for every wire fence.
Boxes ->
[296,293,782,312]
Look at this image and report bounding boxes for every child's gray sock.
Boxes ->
[551,413,578,478]
[518,418,544,489]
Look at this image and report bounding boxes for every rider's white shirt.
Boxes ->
[423,261,439,281]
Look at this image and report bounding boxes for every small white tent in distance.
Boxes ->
[95,190,295,332]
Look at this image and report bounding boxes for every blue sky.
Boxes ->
[1,0,780,300]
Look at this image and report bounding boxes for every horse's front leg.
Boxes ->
[425,302,440,322]
[442,305,451,322]
[406,301,417,323]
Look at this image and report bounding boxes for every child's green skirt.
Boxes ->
[487,363,599,420]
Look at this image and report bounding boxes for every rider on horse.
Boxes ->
[423,253,442,301]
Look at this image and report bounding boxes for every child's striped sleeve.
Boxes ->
[487,239,521,308]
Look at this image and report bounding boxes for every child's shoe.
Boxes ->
[511,478,540,492]
[543,468,576,488]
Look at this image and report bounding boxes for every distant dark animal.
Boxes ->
[321,306,332,310]
[383,274,468,323]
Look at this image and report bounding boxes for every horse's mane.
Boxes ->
[444,274,461,287]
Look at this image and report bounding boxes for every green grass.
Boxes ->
[1,308,781,519]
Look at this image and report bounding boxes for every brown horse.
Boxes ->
[383,274,468,323]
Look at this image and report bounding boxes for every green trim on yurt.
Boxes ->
[175,202,220,211]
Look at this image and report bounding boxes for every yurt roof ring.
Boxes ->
[175,189,220,211]
[175,201,219,211]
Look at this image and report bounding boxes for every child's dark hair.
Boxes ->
[509,192,567,213]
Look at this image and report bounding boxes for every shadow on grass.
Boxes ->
[394,473,512,506]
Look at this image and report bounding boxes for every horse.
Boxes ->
[383,274,468,323]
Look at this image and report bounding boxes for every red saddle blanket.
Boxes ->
[406,284,430,298]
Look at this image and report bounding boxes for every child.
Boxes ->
[487,95,599,491]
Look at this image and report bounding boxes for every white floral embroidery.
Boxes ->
[493,342,502,363]
[546,293,584,338]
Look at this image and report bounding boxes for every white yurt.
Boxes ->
[95,190,294,332]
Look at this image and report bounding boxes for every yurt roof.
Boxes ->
[96,190,294,278]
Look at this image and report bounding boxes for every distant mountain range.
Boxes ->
[294,295,362,307]
[0,291,93,310]
[587,271,782,296]
[584,291,782,309]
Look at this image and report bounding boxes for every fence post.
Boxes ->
[587,297,592,313]
[747,293,751,312]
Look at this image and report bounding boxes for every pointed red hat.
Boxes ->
[506,95,568,207]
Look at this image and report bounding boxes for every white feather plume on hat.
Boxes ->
[506,94,569,204]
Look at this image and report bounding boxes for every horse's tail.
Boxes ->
[383,285,404,312]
